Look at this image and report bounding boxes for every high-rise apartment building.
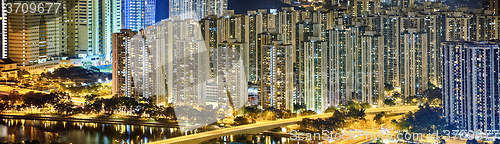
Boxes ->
[169,0,227,20]
[399,29,428,98]
[444,12,470,41]
[103,0,123,63]
[443,40,500,131]
[0,1,8,59]
[7,1,63,73]
[392,0,414,7]
[360,31,385,105]
[216,40,248,110]
[300,38,328,112]
[469,10,499,42]
[112,29,137,97]
[354,0,381,16]
[123,0,156,32]
[123,17,211,106]
[259,38,294,111]
[482,0,500,15]
[63,0,105,63]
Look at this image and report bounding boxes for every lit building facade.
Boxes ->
[399,29,428,98]
[0,0,7,59]
[7,1,63,73]
[112,29,137,97]
[442,40,500,131]
[123,0,156,32]
[260,39,294,111]
[169,0,227,20]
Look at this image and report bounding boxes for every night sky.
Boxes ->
[156,0,482,22]
[156,0,170,22]
[155,0,300,22]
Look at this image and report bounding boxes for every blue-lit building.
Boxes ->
[442,40,500,131]
[123,0,156,32]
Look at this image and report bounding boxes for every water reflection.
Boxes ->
[0,119,320,144]
[0,119,183,144]
[202,134,322,144]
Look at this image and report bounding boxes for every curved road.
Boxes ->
[150,106,419,144]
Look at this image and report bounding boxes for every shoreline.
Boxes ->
[0,114,179,127]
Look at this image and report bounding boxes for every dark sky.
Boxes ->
[155,0,301,21]
[156,0,170,22]
[156,0,482,22]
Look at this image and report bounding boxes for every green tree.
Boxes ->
[392,92,402,99]
[384,83,395,91]
[21,92,61,108]
[346,106,365,120]
[423,88,442,105]
[293,103,305,112]
[242,106,260,119]
[84,94,97,104]
[0,103,7,113]
[234,116,253,125]
[360,103,371,109]
[263,110,277,120]
[324,106,337,113]
[301,110,317,116]
[373,112,386,125]
[54,102,76,115]
[384,99,396,106]
[393,104,446,133]
[17,69,30,78]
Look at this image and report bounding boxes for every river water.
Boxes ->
[0,118,319,144]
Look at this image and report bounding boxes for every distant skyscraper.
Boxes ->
[64,0,107,62]
[169,0,227,20]
[104,0,123,62]
[123,0,156,32]
[443,40,500,131]
[0,1,8,59]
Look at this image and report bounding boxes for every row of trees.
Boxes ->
[41,66,111,83]
[298,103,366,132]
[383,88,442,106]
[391,103,448,133]
[0,91,69,112]
[61,83,112,96]
[241,106,295,120]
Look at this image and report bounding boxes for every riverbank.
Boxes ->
[0,114,179,127]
